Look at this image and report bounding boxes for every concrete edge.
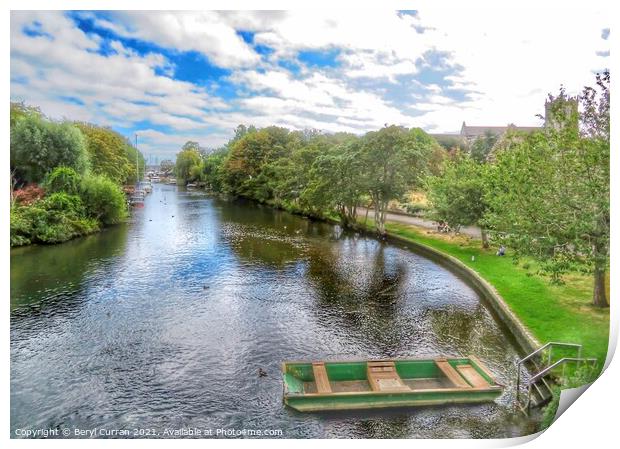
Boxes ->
[385,232,541,355]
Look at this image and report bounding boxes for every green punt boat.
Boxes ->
[282,357,503,412]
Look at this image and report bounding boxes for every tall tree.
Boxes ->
[361,126,435,234]
[11,114,89,184]
[426,153,490,247]
[303,137,367,226]
[484,72,609,307]
[75,123,143,184]
[175,146,202,183]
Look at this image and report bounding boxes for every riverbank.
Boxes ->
[359,218,609,369]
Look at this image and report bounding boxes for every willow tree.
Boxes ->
[484,72,609,307]
[361,126,435,234]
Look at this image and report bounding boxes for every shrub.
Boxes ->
[12,184,45,206]
[10,193,100,247]
[80,174,128,225]
[41,192,86,217]
[43,166,81,195]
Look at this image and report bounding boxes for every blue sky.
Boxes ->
[10,10,609,161]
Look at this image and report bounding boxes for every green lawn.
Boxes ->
[360,219,610,368]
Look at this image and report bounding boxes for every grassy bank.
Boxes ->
[359,218,609,368]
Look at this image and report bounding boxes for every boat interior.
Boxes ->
[284,358,496,395]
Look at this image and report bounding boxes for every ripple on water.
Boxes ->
[10,186,537,438]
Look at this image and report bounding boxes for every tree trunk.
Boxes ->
[592,264,608,307]
[480,228,490,249]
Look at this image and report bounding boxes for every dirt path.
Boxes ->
[357,207,482,239]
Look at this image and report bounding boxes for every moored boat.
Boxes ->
[282,357,502,412]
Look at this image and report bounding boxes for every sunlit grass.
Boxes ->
[359,218,610,367]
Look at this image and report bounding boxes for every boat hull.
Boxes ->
[282,357,503,412]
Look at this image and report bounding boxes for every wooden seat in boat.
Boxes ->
[435,358,470,388]
[312,362,332,394]
[456,364,490,388]
[367,361,410,392]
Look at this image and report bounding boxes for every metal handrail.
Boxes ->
[517,342,582,366]
[530,357,598,384]
[516,342,585,405]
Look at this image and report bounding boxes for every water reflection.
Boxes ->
[11,185,535,438]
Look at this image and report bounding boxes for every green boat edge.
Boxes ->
[282,357,504,412]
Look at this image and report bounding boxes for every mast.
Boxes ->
[135,133,139,183]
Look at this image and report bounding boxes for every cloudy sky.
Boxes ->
[10,9,609,162]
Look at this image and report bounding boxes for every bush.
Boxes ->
[80,174,128,225]
[404,202,429,216]
[12,184,45,206]
[41,192,85,216]
[10,193,100,247]
[43,166,81,195]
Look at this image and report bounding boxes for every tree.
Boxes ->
[484,72,609,307]
[174,146,202,183]
[222,126,292,199]
[361,126,435,234]
[182,141,201,152]
[75,123,143,184]
[303,137,367,225]
[426,153,490,247]
[10,101,41,127]
[470,130,498,163]
[11,114,89,184]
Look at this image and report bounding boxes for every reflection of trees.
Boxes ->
[426,305,518,361]
[10,225,129,314]
[215,197,335,268]
[305,239,410,352]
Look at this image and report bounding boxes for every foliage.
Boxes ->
[540,366,599,430]
[470,130,498,163]
[11,113,89,184]
[200,149,228,192]
[369,219,609,368]
[76,123,144,184]
[43,166,81,195]
[361,126,436,233]
[303,137,367,225]
[10,192,99,246]
[175,145,203,183]
[223,126,294,199]
[10,101,42,127]
[483,72,610,306]
[80,174,128,225]
[426,152,489,246]
[12,184,45,206]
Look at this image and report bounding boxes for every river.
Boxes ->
[10,184,536,438]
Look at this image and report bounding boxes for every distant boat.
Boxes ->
[282,357,502,412]
[168,178,177,185]
[186,183,197,189]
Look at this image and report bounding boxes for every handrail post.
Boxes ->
[516,364,521,402]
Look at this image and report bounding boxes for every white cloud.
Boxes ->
[93,11,261,68]
[10,9,610,159]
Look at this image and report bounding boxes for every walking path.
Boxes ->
[357,207,482,239]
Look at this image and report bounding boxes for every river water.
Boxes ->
[10,184,536,438]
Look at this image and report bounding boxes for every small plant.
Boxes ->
[540,365,599,430]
